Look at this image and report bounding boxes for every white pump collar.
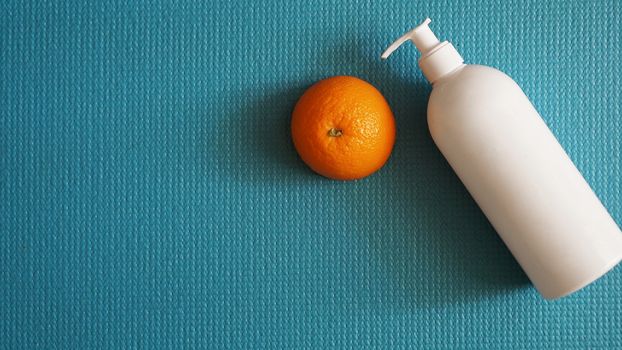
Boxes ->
[382,18,464,83]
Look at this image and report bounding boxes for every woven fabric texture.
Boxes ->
[1,0,621,348]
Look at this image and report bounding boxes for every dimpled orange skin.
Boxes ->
[291,76,396,180]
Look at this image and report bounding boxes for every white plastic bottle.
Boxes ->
[382,18,622,299]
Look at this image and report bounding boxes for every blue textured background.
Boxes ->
[1,0,621,348]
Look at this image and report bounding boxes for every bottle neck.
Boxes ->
[418,42,464,84]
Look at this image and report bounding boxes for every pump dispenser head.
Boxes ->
[382,18,464,83]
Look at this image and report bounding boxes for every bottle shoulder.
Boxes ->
[427,64,534,138]
[431,65,517,97]
[428,64,526,115]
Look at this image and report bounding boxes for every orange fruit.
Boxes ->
[291,76,396,180]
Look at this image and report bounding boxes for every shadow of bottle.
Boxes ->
[317,35,531,307]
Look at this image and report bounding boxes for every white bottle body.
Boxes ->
[428,64,622,299]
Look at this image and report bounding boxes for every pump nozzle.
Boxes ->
[381,18,440,59]
[381,18,464,83]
